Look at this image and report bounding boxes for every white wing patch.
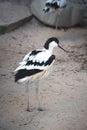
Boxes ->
[15,49,53,72]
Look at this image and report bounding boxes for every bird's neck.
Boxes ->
[44,47,54,54]
[49,46,55,54]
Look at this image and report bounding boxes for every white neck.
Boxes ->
[48,41,57,53]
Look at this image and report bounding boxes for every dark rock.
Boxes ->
[30,0,87,27]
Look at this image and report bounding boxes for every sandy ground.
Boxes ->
[0,18,87,130]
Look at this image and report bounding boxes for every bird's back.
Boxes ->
[15,49,55,83]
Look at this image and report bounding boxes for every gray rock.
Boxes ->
[31,0,87,27]
[0,0,32,8]
[0,1,32,34]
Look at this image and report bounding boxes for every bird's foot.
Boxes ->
[27,107,35,112]
[37,106,46,111]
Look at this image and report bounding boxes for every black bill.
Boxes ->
[58,44,73,53]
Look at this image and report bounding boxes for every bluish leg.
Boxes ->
[25,81,35,112]
[36,80,46,111]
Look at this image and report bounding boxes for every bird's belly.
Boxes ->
[17,66,53,83]
[30,66,53,81]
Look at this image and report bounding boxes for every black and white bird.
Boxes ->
[15,37,69,112]
[43,0,67,13]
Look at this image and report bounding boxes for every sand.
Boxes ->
[0,18,87,130]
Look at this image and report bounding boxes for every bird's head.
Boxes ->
[44,37,59,51]
[44,37,72,53]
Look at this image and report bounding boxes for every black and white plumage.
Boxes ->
[43,0,67,13]
[15,38,59,83]
[15,37,68,111]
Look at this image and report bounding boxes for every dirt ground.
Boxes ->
[0,18,87,130]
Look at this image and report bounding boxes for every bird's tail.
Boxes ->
[15,69,27,83]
